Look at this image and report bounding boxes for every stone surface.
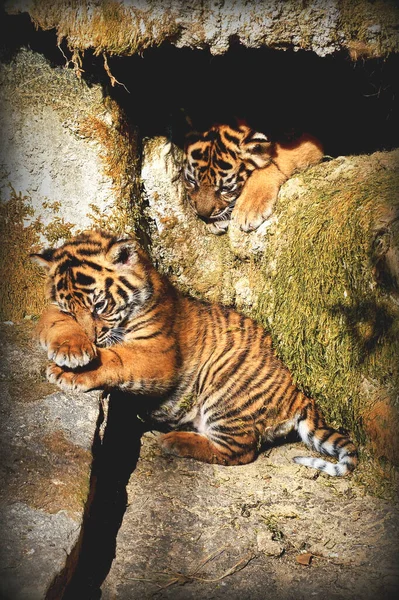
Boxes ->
[0,49,115,242]
[100,432,399,600]
[141,136,265,309]
[0,321,100,599]
[6,0,399,58]
[0,12,397,598]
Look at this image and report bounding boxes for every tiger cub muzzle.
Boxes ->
[186,182,238,234]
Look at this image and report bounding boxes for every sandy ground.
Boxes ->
[100,431,399,600]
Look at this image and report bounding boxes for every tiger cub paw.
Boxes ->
[44,334,97,369]
[232,197,276,233]
[46,363,95,392]
[158,432,196,458]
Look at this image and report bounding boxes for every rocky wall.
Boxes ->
[6,0,399,59]
[0,321,100,600]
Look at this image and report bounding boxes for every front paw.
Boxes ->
[45,334,97,369]
[46,363,95,392]
[232,198,275,232]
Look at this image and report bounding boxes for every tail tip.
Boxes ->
[293,455,350,477]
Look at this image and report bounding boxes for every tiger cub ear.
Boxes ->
[30,248,56,270]
[106,238,138,267]
[239,131,273,168]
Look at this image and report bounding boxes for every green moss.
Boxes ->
[0,189,47,321]
[340,0,399,57]
[252,152,399,446]
[43,217,75,246]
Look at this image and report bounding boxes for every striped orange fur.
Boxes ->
[183,122,323,234]
[32,230,357,476]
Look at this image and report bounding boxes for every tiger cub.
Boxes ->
[32,230,357,476]
[183,122,323,234]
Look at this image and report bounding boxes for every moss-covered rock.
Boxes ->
[254,151,399,464]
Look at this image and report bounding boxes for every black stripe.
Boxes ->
[205,345,251,394]
[191,149,203,160]
[116,285,129,302]
[214,423,251,435]
[203,130,217,142]
[198,317,251,399]
[64,239,103,248]
[71,291,84,300]
[285,389,302,416]
[57,259,77,275]
[119,276,137,291]
[223,131,240,144]
[108,348,124,367]
[318,428,335,446]
[76,272,95,286]
[76,248,103,256]
[83,260,103,271]
[274,384,296,414]
[211,432,252,452]
[133,330,163,341]
[205,339,266,404]
[215,158,232,170]
[215,372,284,422]
[214,138,227,154]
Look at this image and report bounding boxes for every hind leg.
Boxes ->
[159,431,257,465]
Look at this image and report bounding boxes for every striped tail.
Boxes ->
[293,407,358,477]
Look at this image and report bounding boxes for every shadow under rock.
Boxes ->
[59,391,147,600]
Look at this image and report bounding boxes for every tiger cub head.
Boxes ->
[31,230,159,347]
[183,123,273,234]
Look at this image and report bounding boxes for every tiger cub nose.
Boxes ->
[194,200,216,219]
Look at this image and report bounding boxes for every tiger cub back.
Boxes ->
[183,122,323,234]
[33,230,357,476]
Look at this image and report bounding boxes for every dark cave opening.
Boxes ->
[106,42,399,159]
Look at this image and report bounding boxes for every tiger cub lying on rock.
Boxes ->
[183,122,323,234]
[32,230,356,476]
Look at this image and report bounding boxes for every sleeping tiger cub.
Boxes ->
[183,122,323,234]
[32,230,357,476]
